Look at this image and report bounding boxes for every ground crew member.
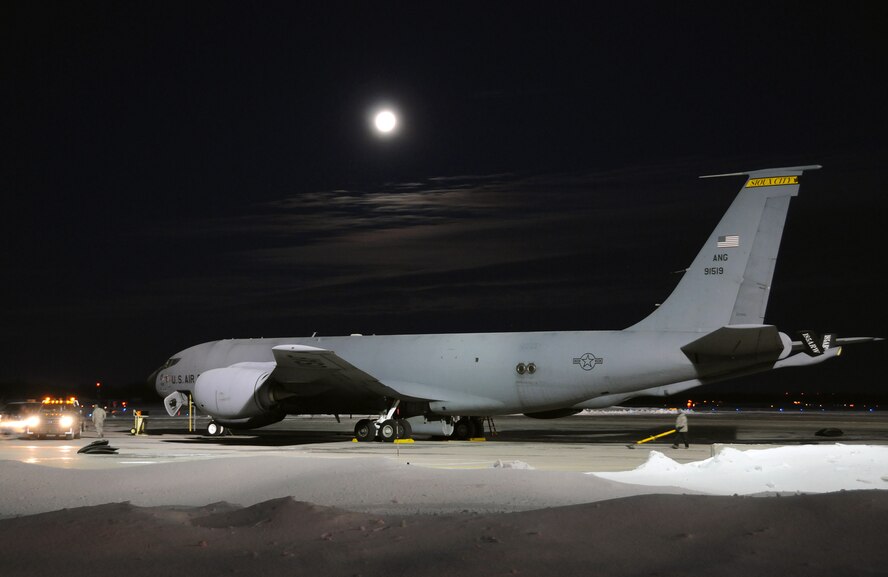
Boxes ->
[92,405,107,438]
[672,410,689,448]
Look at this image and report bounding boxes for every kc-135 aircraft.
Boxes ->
[150,165,879,441]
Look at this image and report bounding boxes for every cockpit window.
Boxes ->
[161,357,181,370]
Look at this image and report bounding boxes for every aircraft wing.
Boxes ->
[272,344,376,384]
[270,344,393,397]
[270,344,453,403]
[270,344,503,410]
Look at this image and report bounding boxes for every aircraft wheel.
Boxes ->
[354,419,376,442]
[452,418,473,440]
[396,418,412,440]
[207,422,224,436]
[379,419,398,442]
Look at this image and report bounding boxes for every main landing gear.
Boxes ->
[354,400,414,443]
[452,417,485,440]
[353,405,487,443]
[354,417,413,443]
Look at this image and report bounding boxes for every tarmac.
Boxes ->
[3,409,887,577]
[1,410,886,519]
[2,410,886,472]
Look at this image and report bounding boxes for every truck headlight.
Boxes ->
[26,415,40,428]
[59,415,74,428]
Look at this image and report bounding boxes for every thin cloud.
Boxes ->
[122,164,726,331]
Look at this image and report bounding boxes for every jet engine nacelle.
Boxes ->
[192,362,276,420]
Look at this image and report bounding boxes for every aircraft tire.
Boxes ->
[354,419,376,442]
[379,419,398,442]
[452,418,473,440]
[396,418,412,440]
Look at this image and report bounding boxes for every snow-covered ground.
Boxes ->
[1,444,887,576]
[593,444,888,494]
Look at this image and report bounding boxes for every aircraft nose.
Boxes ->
[147,368,160,390]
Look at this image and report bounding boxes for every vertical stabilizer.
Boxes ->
[628,165,821,332]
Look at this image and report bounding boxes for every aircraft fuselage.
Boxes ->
[155,330,740,416]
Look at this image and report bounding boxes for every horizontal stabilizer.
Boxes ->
[681,325,789,364]
[798,330,836,356]
[792,333,884,355]
[836,336,885,345]
[775,346,842,368]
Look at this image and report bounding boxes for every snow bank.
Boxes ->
[492,459,534,469]
[592,444,888,494]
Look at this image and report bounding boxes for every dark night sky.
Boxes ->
[3,1,886,396]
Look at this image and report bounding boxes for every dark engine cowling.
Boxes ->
[192,363,276,420]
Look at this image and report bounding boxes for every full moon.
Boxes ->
[374,110,397,133]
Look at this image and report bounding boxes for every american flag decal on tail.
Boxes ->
[717,235,739,248]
